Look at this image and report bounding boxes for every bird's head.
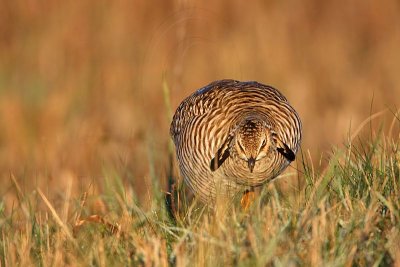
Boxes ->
[234,119,271,173]
[210,116,296,173]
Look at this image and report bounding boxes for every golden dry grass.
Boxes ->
[0,0,399,265]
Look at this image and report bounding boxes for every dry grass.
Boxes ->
[0,0,400,266]
[1,129,399,266]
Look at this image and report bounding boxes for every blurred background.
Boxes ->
[1,0,399,211]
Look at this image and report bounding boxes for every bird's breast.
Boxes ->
[218,151,286,187]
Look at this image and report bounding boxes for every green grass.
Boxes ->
[1,131,399,267]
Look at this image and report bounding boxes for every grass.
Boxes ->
[1,1,400,265]
[1,126,399,266]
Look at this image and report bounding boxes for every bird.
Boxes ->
[170,79,302,206]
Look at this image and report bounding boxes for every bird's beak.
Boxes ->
[248,157,255,173]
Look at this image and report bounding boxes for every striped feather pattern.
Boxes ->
[170,79,302,204]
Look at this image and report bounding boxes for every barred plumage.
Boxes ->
[170,79,302,204]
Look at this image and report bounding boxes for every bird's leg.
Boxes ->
[240,187,255,211]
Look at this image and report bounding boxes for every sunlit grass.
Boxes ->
[1,128,399,266]
[0,1,400,265]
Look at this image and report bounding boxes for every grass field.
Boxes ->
[1,0,400,266]
[1,126,399,266]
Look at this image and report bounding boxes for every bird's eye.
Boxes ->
[260,139,267,148]
[238,140,245,152]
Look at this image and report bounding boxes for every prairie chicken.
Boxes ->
[170,80,302,205]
